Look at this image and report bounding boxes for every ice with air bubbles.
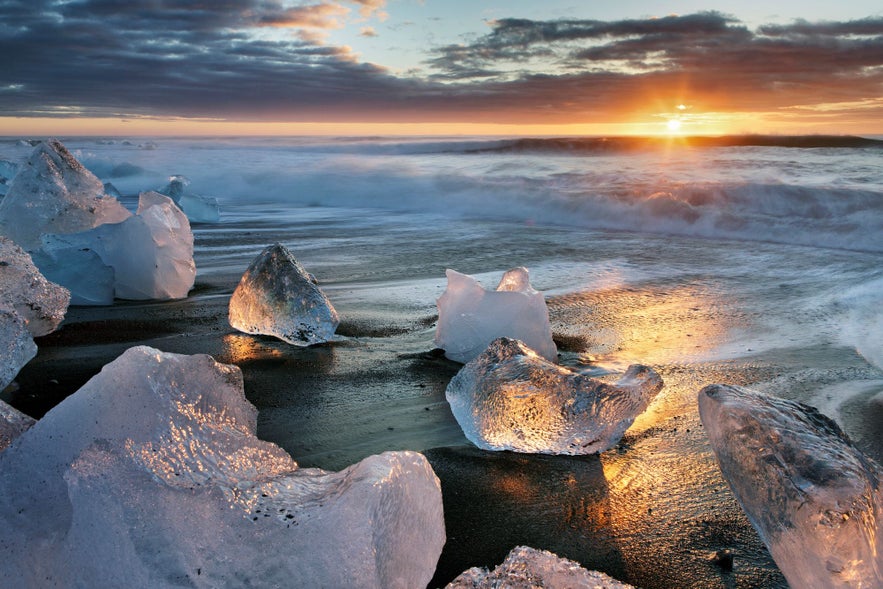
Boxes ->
[699,384,883,589]
[0,398,34,453]
[229,243,339,346]
[435,267,557,363]
[446,545,636,589]
[0,139,130,250]
[0,346,445,588]
[446,337,663,455]
[0,237,69,390]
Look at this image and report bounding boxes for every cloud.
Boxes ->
[360,26,378,38]
[0,4,880,127]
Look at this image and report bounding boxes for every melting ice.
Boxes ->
[0,237,69,389]
[435,267,557,363]
[446,546,636,588]
[37,191,196,302]
[0,346,445,588]
[157,175,221,223]
[0,398,34,452]
[229,243,339,346]
[699,384,883,589]
[446,337,663,455]
[0,139,130,250]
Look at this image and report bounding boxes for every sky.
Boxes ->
[1,0,882,136]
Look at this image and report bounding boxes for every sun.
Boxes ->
[666,119,682,133]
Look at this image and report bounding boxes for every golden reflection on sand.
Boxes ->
[221,333,286,364]
[550,282,731,368]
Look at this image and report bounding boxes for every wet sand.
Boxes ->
[5,211,882,588]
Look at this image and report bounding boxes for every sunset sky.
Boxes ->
[1,0,882,136]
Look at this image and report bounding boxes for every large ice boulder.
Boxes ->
[446,546,636,589]
[0,398,35,452]
[446,337,663,454]
[0,139,130,250]
[0,346,445,588]
[37,191,196,301]
[699,384,883,589]
[0,236,70,335]
[229,243,339,346]
[157,175,220,223]
[435,267,557,363]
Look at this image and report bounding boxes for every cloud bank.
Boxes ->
[0,3,880,127]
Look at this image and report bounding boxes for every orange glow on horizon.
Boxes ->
[0,109,880,137]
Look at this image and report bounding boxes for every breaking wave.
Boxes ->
[51,135,883,253]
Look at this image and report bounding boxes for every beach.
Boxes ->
[3,135,883,587]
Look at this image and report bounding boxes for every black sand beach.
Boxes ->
[7,206,881,587]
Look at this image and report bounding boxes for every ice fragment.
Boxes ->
[0,346,444,588]
[699,384,883,589]
[37,191,195,301]
[0,398,35,452]
[0,308,37,392]
[229,243,339,346]
[157,175,220,223]
[0,236,70,335]
[0,139,130,250]
[446,545,636,588]
[435,267,556,363]
[446,337,663,454]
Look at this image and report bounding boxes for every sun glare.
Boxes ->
[666,119,682,133]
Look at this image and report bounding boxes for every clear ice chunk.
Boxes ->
[0,308,37,392]
[446,546,636,589]
[37,192,195,301]
[32,237,115,306]
[229,243,339,346]
[435,267,557,363]
[158,175,220,223]
[0,346,445,588]
[699,384,883,589]
[0,236,70,336]
[0,397,35,453]
[446,337,663,454]
[0,139,130,250]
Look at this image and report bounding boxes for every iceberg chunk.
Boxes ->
[446,337,663,454]
[0,139,130,250]
[699,384,883,589]
[229,243,339,346]
[0,346,445,588]
[32,238,115,306]
[0,398,35,452]
[157,175,220,223]
[38,192,195,301]
[446,546,636,589]
[0,236,70,336]
[435,267,557,363]
[0,309,37,392]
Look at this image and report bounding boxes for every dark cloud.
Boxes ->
[0,3,881,125]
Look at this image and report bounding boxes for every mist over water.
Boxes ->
[3,135,879,253]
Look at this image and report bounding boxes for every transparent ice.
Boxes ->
[446,338,663,454]
[0,236,70,336]
[38,191,195,301]
[699,384,883,589]
[0,397,35,453]
[157,175,220,223]
[229,243,339,346]
[446,546,636,589]
[0,346,445,588]
[435,267,557,363]
[0,139,130,250]
[0,159,18,196]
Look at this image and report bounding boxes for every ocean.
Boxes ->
[2,134,882,587]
